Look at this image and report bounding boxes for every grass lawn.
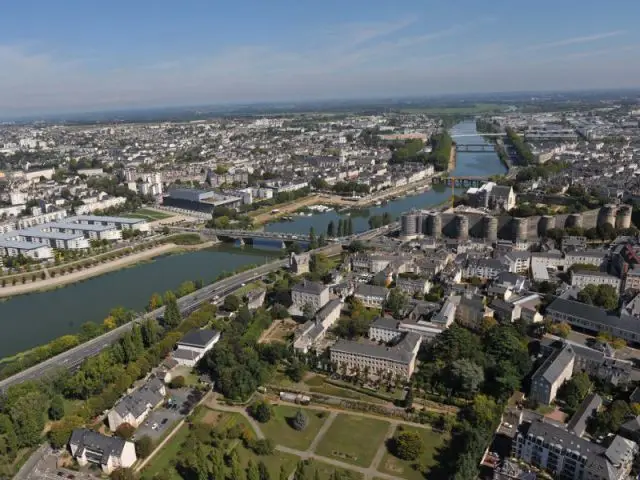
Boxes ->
[260,405,328,450]
[315,414,390,468]
[303,459,364,480]
[140,423,190,480]
[127,208,172,221]
[302,375,388,405]
[378,426,448,480]
[235,444,300,479]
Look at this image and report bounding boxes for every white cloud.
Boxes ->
[524,30,626,51]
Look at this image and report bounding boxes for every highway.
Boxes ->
[0,226,393,392]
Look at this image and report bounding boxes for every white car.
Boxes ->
[151,423,158,430]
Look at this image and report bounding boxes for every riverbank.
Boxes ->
[449,144,456,171]
[0,240,218,298]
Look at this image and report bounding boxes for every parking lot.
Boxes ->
[133,387,202,441]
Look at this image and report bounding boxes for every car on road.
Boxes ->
[161,418,168,425]
[151,423,158,430]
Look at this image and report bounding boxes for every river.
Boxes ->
[264,119,507,235]
[0,120,505,360]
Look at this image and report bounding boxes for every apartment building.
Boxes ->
[502,251,531,274]
[293,299,342,353]
[330,332,422,379]
[291,280,330,313]
[353,284,389,308]
[369,317,403,343]
[571,270,621,292]
[513,419,637,480]
[69,429,137,473]
[107,377,166,431]
[529,344,575,405]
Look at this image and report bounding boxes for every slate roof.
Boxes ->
[70,428,127,466]
[354,284,389,298]
[331,332,421,365]
[292,280,327,295]
[370,316,400,331]
[532,344,574,385]
[113,377,164,419]
[315,298,342,321]
[567,393,602,437]
[177,328,220,348]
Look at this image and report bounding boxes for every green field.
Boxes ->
[315,414,390,467]
[302,459,365,480]
[304,375,387,405]
[398,102,505,115]
[259,405,328,450]
[141,423,190,480]
[127,208,173,221]
[378,425,448,480]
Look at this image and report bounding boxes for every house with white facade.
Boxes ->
[291,280,330,314]
[69,429,137,474]
[172,328,221,367]
[107,377,166,431]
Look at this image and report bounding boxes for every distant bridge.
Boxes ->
[451,133,504,138]
[455,143,496,152]
[432,176,487,188]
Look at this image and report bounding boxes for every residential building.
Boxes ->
[369,317,403,343]
[454,293,487,330]
[513,419,637,480]
[246,289,266,310]
[565,250,607,268]
[463,258,507,280]
[291,280,330,313]
[530,344,575,405]
[289,252,310,275]
[353,284,389,308]
[395,275,431,295]
[567,393,602,438]
[502,251,531,274]
[293,299,342,353]
[466,182,516,212]
[571,270,621,292]
[172,328,220,367]
[546,298,640,344]
[330,332,422,379]
[69,429,137,474]
[107,377,166,431]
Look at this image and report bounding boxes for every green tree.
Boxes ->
[135,436,154,458]
[291,410,308,431]
[248,400,273,423]
[258,461,271,480]
[48,395,65,421]
[48,415,84,449]
[230,449,243,480]
[393,430,425,461]
[169,376,186,389]
[560,372,592,411]
[279,465,288,480]
[247,460,260,480]
[385,288,407,317]
[327,221,335,237]
[115,423,135,440]
[163,291,181,327]
[302,303,315,322]
[309,227,318,249]
[211,450,225,480]
[147,292,163,311]
[446,359,484,396]
[224,294,241,312]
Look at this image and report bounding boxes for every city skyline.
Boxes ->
[2,0,640,115]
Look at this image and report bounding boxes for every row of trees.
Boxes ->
[327,218,354,238]
[368,212,393,229]
[505,127,535,165]
[577,284,619,310]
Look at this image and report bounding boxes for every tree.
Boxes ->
[327,221,335,238]
[302,303,315,322]
[224,294,241,312]
[560,372,592,411]
[147,292,163,312]
[258,461,271,480]
[403,387,414,409]
[291,410,308,431]
[110,469,135,480]
[115,423,135,440]
[293,461,307,480]
[249,400,273,423]
[169,376,186,389]
[212,450,225,480]
[286,359,307,382]
[393,430,425,461]
[309,227,318,250]
[247,460,260,480]
[549,321,571,338]
[385,288,407,317]
[230,449,244,480]
[48,395,65,421]
[163,291,181,327]
[48,415,83,449]
[136,436,154,458]
[337,219,344,237]
[279,465,288,480]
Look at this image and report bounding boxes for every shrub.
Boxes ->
[169,375,186,389]
[393,430,424,461]
[248,400,273,423]
[115,422,135,440]
[136,435,154,458]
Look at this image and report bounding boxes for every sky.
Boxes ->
[1,0,640,115]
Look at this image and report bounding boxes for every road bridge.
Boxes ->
[451,133,504,138]
[455,143,496,152]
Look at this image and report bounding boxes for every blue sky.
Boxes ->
[1,0,639,114]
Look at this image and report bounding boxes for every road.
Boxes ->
[0,258,286,392]
[0,225,390,393]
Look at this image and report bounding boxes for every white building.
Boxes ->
[172,328,220,367]
[293,299,342,353]
[107,377,166,431]
[369,317,403,343]
[571,270,621,292]
[353,284,389,308]
[291,280,330,313]
[330,332,422,379]
[69,429,137,474]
